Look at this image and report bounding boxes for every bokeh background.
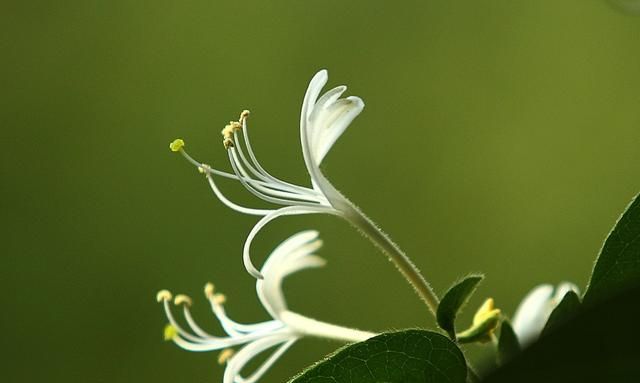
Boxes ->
[3,1,640,382]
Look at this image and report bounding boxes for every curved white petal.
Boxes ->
[310,95,364,164]
[242,205,339,279]
[256,231,321,316]
[257,231,326,318]
[261,230,320,269]
[223,334,295,383]
[553,282,579,304]
[512,282,580,347]
[234,338,297,383]
[300,70,365,167]
[512,284,554,347]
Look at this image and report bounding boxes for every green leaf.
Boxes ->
[584,194,640,305]
[288,329,467,383]
[540,290,580,337]
[497,320,520,365]
[437,274,484,339]
[484,284,640,383]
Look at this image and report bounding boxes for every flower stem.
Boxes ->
[343,202,440,317]
[312,171,440,317]
[280,311,376,343]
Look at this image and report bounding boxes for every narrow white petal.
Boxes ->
[243,206,339,279]
[261,230,320,273]
[234,338,297,383]
[299,70,328,178]
[312,96,364,164]
[299,71,365,165]
[512,284,554,346]
[258,254,326,319]
[308,85,347,146]
[256,231,325,317]
[223,334,294,383]
[553,282,580,305]
[301,70,329,120]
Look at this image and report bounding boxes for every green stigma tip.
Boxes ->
[163,324,177,341]
[169,139,185,152]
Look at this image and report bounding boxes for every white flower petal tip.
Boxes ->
[157,232,373,383]
[512,282,580,347]
[170,70,363,277]
[302,70,365,166]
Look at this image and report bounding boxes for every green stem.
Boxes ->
[342,203,440,316]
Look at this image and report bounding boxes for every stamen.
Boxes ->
[204,282,215,298]
[239,110,250,123]
[230,130,327,202]
[222,121,242,149]
[174,294,192,307]
[169,139,185,152]
[201,167,274,216]
[213,293,227,305]
[228,150,323,207]
[218,348,235,365]
[181,300,216,339]
[203,287,283,335]
[236,110,323,196]
[161,294,220,344]
[157,290,172,302]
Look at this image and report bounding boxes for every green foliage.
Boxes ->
[584,194,640,305]
[540,290,581,337]
[497,320,520,365]
[484,284,640,383]
[437,275,484,339]
[288,330,467,383]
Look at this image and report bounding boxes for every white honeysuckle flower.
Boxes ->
[169,70,362,278]
[170,70,440,315]
[511,282,579,347]
[157,231,375,383]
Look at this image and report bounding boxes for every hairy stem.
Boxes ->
[342,203,440,316]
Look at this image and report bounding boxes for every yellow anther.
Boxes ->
[156,290,173,302]
[239,110,250,123]
[174,294,192,307]
[221,124,235,138]
[220,117,243,150]
[169,139,185,152]
[204,282,215,298]
[221,124,236,149]
[163,324,178,341]
[213,293,227,305]
[218,348,235,365]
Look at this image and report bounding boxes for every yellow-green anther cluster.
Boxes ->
[456,298,501,344]
[164,324,178,341]
[169,138,185,152]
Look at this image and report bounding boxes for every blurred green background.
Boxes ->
[2,1,640,382]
